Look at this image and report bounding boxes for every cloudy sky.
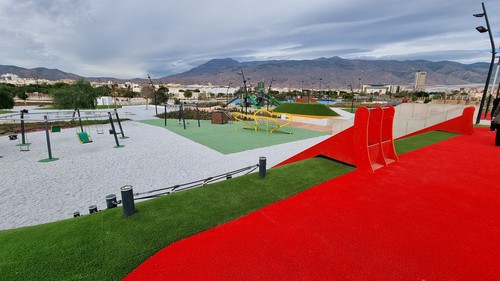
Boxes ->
[1,0,499,79]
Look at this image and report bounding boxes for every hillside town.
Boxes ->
[0,71,485,106]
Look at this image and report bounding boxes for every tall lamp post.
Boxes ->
[474,2,496,124]
[267,78,276,111]
[226,82,232,105]
[147,74,158,115]
[319,78,323,100]
[237,69,249,115]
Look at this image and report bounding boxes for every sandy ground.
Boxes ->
[0,105,331,230]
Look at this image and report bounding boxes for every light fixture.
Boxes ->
[476,26,488,33]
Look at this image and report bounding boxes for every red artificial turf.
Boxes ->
[125,127,500,280]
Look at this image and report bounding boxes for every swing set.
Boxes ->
[1,108,128,162]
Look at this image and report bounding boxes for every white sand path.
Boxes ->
[0,105,329,230]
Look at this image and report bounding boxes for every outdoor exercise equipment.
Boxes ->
[275,106,399,173]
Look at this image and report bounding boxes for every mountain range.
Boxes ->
[0,65,82,81]
[0,56,490,88]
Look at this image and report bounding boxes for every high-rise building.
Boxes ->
[414,71,426,91]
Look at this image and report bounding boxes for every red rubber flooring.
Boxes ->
[125,127,500,280]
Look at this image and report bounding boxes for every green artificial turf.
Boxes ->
[274,102,340,117]
[395,131,458,154]
[0,131,458,281]
[0,157,354,281]
[140,119,328,154]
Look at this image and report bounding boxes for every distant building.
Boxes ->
[414,71,427,91]
[362,84,400,95]
[0,73,52,85]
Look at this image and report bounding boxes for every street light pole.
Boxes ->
[226,82,232,106]
[237,69,249,115]
[147,74,158,115]
[319,78,322,100]
[267,78,276,111]
[474,2,496,124]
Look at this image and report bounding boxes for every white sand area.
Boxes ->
[0,105,330,230]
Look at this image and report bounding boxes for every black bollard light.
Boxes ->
[259,157,267,178]
[88,205,98,214]
[121,185,135,217]
[106,194,118,209]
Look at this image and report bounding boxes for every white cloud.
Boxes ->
[0,0,499,78]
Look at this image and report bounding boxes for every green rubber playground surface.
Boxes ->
[140,119,328,154]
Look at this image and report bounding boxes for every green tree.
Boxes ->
[94,86,111,97]
[156,86,170,104]
[0,84,16,109]
[50,79,98,109]
[17,90,29,102]
[183,90,193,99]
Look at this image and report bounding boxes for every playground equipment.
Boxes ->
[397,106,475,138]
[256,81,281,108]
[275,106,399,173]
[175,102,201,130]
[0,108,127,162]
[1,109,32,151]
[393,103,475,138]
[231,109,293,134]
[76,129,93,144]
[229,81,282,110]
[275,105,475,173]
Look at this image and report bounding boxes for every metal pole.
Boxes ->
[164,104,167,126]
[475,2,496,124]
[108,112,122,148]
[114,109,126,138]
[196,103,200,127]
[239,69,249,115]
[20,110,26,145]
[181,103,186,130]
[259,157,266,178]
[148,74,158,115]
[121,185,135,217]
[44,115,53,159]
[76,109,84,132]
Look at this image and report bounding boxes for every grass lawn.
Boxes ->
[0,110,17,114]
[0,131,457,281]
[274,102,340,117]
[140,119,328,154]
